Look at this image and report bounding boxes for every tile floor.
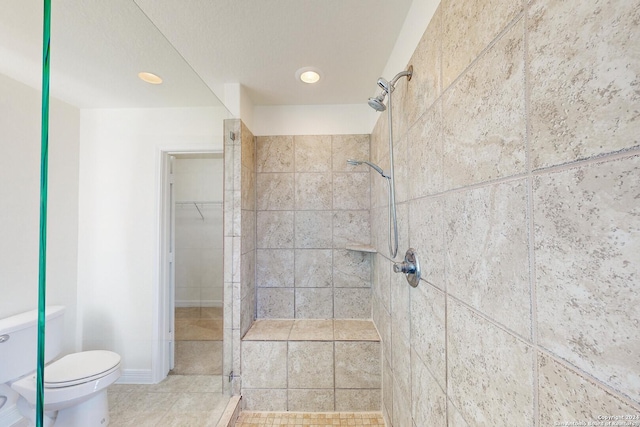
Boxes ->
[173,307,223,375]
[235,411,386,426]
[109,375,228,426]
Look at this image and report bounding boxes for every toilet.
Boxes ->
[0,306,121,427]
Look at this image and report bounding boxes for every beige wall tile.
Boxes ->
[408,103,443,200]
[241,209,255,254]
[241,341,287,389]
[391,261,410,341]
[332,134,370,172]
[241,389,287,411]
[241,250,255,298]
[295,173,332,210]
[392,134,409,204]
[333,249,371,288]
[378,311,392,376]
[256,173,294,211]
[256,211,294,249]
[295,211,333,248]
[447,299,534,426]
[335,389,381,412]
[256,249,294,288]
[240,291,255,337]
[391,324,411,399]
[374,253,391,315]
[240,122,255,169]
[442,19,526,190]
[294,249,333,288]
[288,341,334,389]
[294,135,332,172]
[538,353,640,424]
[402,5,442,132]
[333,210,370,248]
[408,196,444,290]
[411,284,446,388]
[382,357,393,421]
[256,288,294,319]
[256,136,293,172]
[335,341,381,389]
[295,288,334,318]
[528,0,640,169]
[411,350,446,427]
[241,164,255,211]
[392,377,413,427]
[441,0,522,88]
[534,155,640,401]
[333,172,370,210]
[445,180,531,337]
[334,288,371,319]
[287,389,335,412]
[448,401,471,427]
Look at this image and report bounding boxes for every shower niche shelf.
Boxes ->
[345,243,377,253]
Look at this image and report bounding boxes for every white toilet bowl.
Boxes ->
[11,350,121,427]
[0,307,122,427]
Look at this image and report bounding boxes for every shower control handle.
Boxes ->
[393,262,415,274]
[393,248,421,288]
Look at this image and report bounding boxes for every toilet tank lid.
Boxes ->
[0,306,65,335]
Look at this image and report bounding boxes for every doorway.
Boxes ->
[161,151,224,377]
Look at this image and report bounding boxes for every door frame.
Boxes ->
[153,147,223,382]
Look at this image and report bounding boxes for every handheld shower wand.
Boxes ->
[346,159,389,179]
[364,65,413,258]
[347,159,398,258]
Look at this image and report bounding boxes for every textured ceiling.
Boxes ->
[0,0,413,108]
[135,0,414,106]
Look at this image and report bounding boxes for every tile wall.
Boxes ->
[240,319,381,412]
[254,135,373,319]
[371,0,640,426]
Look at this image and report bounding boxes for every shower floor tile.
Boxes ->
[235,411,386,426]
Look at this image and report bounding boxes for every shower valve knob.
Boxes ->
[393,248,421,288]
[393,262,415,274]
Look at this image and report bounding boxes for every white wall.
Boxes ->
[0,73,80,354]
[77,107,227,379]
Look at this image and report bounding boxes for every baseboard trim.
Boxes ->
[115,369,155,384]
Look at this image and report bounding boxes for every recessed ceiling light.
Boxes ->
[138,72,163,84]
[295,67,321,84]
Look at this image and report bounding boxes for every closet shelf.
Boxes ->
[345,243,377,253]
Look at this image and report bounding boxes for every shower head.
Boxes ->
[346,159,389,178]
[367,93,387,112]
[367,65,413,112]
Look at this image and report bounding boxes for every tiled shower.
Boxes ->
[225,0,639,425]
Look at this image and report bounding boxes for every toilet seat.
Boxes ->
[44,350,120,388]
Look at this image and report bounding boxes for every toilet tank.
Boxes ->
[0,306,65,384]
